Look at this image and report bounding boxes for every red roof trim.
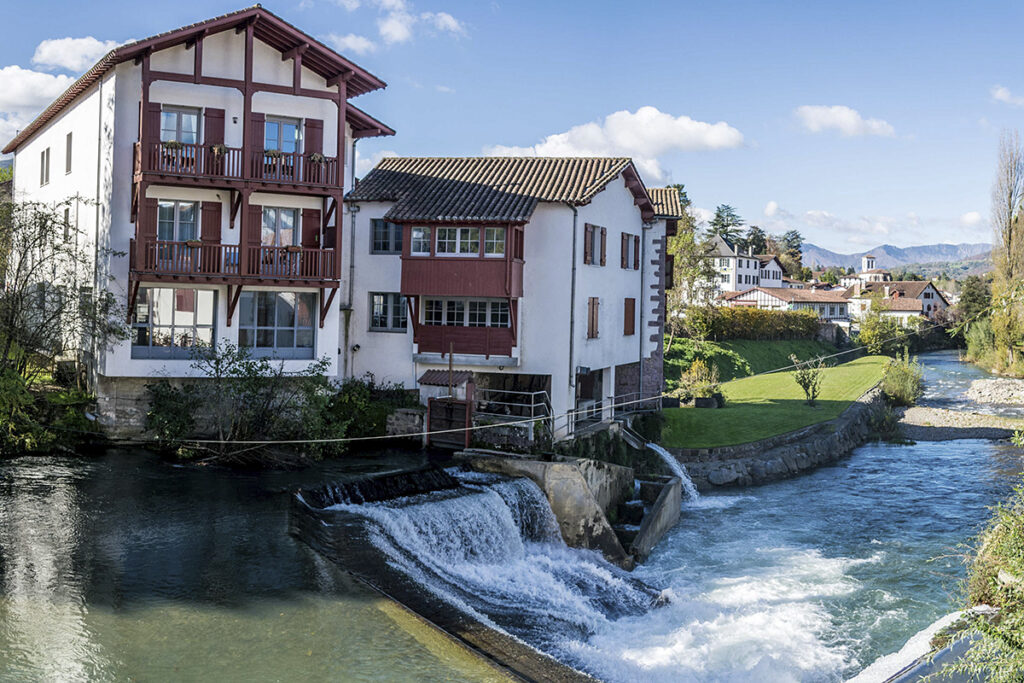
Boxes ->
[3,5,387,154]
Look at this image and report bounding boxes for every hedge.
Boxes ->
[685,306,820,341]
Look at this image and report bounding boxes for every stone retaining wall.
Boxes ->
[668,386,886,489]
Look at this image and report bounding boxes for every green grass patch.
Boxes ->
[661,355,888,449]
[664,337,839,386]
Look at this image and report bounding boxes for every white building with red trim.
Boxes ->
[721,286,850,320]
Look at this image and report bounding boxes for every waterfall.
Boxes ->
[321,471,659,666]
[647,443,700,500]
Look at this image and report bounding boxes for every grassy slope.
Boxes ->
[664,337,838,385]
[662,355,888,449]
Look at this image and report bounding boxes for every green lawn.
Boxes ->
[661,355,889,449]
[664,337,838,385]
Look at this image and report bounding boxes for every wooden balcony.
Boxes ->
[415,324,516,359]
[134,142,340,190]
[401,256,523,298]
[130,239,338,285]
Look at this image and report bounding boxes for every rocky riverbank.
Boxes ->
[898,406,1023,441]
[965,377,1024,405]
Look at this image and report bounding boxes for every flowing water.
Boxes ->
[0,351,1020,681]
[647,442,701,500]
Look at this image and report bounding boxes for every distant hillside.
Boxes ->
[894,251,993,280]
[802,242,991,269]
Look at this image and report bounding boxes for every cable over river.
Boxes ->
[0,351,1019,680]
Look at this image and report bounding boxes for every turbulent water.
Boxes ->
[648,442,701,500]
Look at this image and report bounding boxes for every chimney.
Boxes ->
[884,285,890,298]
[854,282,862,296]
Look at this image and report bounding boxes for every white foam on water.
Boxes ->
[684,495,752,510]
[849,610,964,683]
[647,443,700,500]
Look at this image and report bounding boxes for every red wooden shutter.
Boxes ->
[246,203,262,247]
[624,297,635,335]
[138,197,158,268]
[583,224,593,265]
[634,235,640,270]
[204,108,225,145]
[143,102,162,142]
[200,201,221,243]
[587,298,594,338]
[249,112,266,149]
[621,233,628,268]
[304,119,323,155]
[600,227,607,266]
[301,208,321,248]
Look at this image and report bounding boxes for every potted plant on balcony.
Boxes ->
[184,239,204,248]
[209,143,228,157]
[264,148,282,159]
[284,244,302,253]
[307,152,326,165]
[162,139,184,151]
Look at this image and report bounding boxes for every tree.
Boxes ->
[819,268,839,285]
[708,204,744,243]
[790,354,825,406]
[958,275,992,324]
[740,225,768,254]
[990,130,1024,367]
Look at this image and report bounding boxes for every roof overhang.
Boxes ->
[4,5,387,154]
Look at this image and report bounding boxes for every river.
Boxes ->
[0,351,1020,681]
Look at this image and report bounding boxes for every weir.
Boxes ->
[647,443,700,501]
[290,468,666,681]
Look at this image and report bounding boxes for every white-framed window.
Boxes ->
[370,292,407,331]
[371,219,402,254]
[436,227,480,256]
[160,107,200,144]
[238,291,315,359]
[264,116,301,154]
[484,227,506,257]
[719,258,728,267]
[157,200,198,241]
[411,226,431,255]
[40,147,50,186]
[65,132,72,174]
[261,207,298,247]
[131,287,216,359]
[423,298,512,328]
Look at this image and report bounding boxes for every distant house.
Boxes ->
[844,281,949,321]
[839,254,893,287]
[705,234,785,297]
[756,255,785,288]
[721,286,849,321]
[875,297,926,326]
[782,276,806,289]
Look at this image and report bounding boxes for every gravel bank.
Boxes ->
[966,378,1024,405]
[899,406,1023,441]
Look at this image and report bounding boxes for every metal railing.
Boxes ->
[474,388,552,441]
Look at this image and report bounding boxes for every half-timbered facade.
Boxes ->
[344,157,680,438]
[721,286,850,320]
[3,7,393,428]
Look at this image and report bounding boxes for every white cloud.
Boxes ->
[355,148,398,176]
[435,84,455,93]
[323,33,377,55]
[421,11,465,35]
[334,0,361,9]
[483,105,743,182]
[32,37,120,73]
[795,105,895,137]
[0,65,77,148]
[764,200,779,217]
[992,85,1024,107]
[378,10,416,43]
[691,207,714,226]
[960,211,983,226]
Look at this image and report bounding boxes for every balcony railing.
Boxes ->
[135,142,340,188]
[415,324,515,359]
[130,239,337,282]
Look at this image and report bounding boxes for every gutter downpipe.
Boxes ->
[343,138,359,379]
[567,204,579,437]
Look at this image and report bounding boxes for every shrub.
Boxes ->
[328,375,420,440]
[664,338,752,389]
[857,309,906,355]
[682,306,820,342]
[867,404,904,442]
[670,359,721,401]
[790,354,824,406]
[881,347,924,407]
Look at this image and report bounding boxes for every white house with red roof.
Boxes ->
[721,286,850,321]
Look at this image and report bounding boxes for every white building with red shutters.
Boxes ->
[343,158,682,438]
[2,6,394,430]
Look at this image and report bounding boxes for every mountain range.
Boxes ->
[801,242,991,270]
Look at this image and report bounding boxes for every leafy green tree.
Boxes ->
[819,269,839,285]
[958,275,992,323]
[858,304,905,355]
[741,225,768,254]
[708,204,744,243]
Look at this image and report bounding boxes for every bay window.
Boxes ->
[484,227,505,257]
[436,227,479,256]
[411,226,431,255]
[131,288,216,359]
[423,298,512,328]
[238,291,315,359]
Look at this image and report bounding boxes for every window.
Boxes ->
[131,288,216,359]
[262,207,298,247]
[160,107,200,144]
[436,227,479,256]
[623,297,636,336]
[583,224,606,266]
[238,291,315,359]
[829,306,836,317]
[719,258,729,267]
[370,292,407,331]
[587,297,599,339]
[264,116,301,153]
[484,227,506,257]
[65,133,72,174]
[39,147,50,186]
[411,226,431,255]
[63,207,70,240]
[923,291,933,299]
[423,298,511,327]
[157,201,198,241]
[371,219,402,254]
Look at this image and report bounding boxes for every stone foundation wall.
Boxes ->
[95,376,153,438]
[386,408,425,437]
[669,386,885,488]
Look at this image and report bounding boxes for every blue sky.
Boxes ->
[2,0,1022,252]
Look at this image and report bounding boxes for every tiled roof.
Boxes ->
[418,370,473,386]
[3,5,388,153]
[880,298,924,312]
[709,233,739,257]
[844,281,944,303]
[723,287,849,304]
[647,187,685,219]
[346,157,654,223]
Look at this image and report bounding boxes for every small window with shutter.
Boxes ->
[587,297,600,339]
[623,298,635,336]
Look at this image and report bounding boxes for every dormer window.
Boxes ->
[160,107,199,144]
